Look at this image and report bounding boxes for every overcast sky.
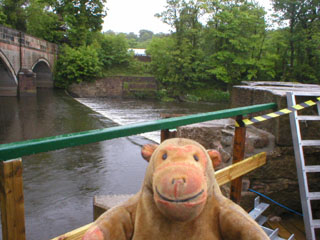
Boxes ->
[102,0,273,34]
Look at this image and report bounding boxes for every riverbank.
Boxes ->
[67,76,230,104]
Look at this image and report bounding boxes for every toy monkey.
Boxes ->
[83,138,269,240]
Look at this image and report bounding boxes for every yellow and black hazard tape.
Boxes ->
[235,97,320,127]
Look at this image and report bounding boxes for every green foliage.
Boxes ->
[1,0,106,47]
[203,0,268,86]
[156,89,176,102]
[97,33,131,69]
[101,60,152,77]
[187,88,230,103]
[0,0,27,31]
[150,0,266,95]
[53,0,106,47]
[270,0,320,83]
[118,29,160,48]
[0,9,6,24]
[26,0,64,43]
[54,45,102,88]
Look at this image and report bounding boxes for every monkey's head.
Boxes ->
[141,138,221,222]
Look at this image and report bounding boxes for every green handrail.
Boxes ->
[0,102,277,161]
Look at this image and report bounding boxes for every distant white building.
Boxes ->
[129,48,147,56]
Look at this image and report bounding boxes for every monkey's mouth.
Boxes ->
[156,187,204,203]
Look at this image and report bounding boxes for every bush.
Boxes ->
[187,88,230,103]
[54,45,102,88]
[156,89,175,102]
[98,33,131,69]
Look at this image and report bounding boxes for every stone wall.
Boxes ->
[68,76,158,98]
[232,81,320,146]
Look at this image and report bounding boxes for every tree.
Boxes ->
[139,29,154,42]
[126,32,139,48]
[45,0,106,46]
[271,0,320,83]
[0,0,27,31]
[203,0,268,86]
[26,0,64,43]
[153,0,206,96]
[0,8,6,24]
[55,44,102,88]
[97,33,131,69]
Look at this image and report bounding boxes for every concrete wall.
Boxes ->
[68,76,158,98]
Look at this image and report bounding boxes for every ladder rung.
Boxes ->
[301,140,320,146]
[307,192,320,200]
[311,219,320,228]
[304,166,320,172]
[297,116,320,121]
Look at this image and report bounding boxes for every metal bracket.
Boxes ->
[249,197,295,240]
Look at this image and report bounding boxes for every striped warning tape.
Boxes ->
[235,96,320,127]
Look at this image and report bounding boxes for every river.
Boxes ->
[0,89,229,239]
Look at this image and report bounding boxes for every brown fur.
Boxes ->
[83,138,269,240]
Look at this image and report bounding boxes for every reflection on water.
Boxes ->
[0,89,229,239]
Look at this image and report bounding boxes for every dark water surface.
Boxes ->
[0,89,229,239]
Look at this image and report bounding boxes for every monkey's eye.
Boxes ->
[162,153,168,160]
[193,155,199,161]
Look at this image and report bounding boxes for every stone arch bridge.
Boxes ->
[0,25,58,96]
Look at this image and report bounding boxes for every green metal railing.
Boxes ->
[0,102,277,161]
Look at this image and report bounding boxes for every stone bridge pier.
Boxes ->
[0,25,58,96]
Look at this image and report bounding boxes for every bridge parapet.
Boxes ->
[0,25,57,54]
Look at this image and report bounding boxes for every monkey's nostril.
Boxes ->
[171,178,186,185]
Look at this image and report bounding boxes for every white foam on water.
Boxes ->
[75,98,161,143]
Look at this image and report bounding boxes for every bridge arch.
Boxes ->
[32,58,53,88]
[0,50,18,96]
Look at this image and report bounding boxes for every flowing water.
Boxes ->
[0,89,229,239]
[76,97,229,143]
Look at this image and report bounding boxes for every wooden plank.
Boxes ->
[0,159,26,240]
[230,117,246,204]
[51,223,93,240]
[286,215,305,233]
[280,218,306,240]
[52,152,267,240]
[215,152,267,186]
[160,129,170,142]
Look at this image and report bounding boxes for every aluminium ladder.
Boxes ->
[287,92,320,240]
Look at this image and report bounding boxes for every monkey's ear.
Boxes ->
[207,150,222,169]
[141,144,158,162]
